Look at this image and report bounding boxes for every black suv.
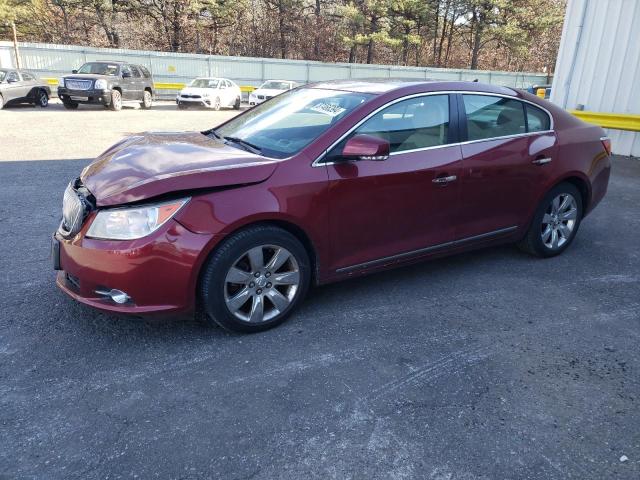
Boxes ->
[58,61,154,111]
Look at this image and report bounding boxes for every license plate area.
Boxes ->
[70,96,89,101]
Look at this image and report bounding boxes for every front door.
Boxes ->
[456,93,558,238]
[325,93,463,272]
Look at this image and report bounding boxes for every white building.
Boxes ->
[551,0,640,156]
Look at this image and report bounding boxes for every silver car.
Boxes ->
[0,69,51,109]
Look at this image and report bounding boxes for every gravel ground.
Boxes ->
[0,99,239,161]
[0,106,639,480]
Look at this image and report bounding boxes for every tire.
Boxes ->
[36,90,49,108]
[62,100,78,110]
[0,94,4,110]
[213,96,221,111]
[109,89,122,111]
[233,96,241,110]
[140,90,152,109]
[199,225,311,333]
[518,182,583,257]
[178,102,187,110]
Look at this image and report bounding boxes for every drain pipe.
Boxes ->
[561,0,589,109]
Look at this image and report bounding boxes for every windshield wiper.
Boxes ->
[208,129,222,140]
[223,136,262,155]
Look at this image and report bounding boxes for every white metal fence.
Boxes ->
[0,41,550,99]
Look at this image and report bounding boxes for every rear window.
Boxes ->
[463,95,526,141]
[526,104,551,132]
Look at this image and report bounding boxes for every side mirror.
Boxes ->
[122,71,132,78]
[72,70,77,74]
[341,134,390,161]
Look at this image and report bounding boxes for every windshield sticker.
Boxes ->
[309,103,346,117]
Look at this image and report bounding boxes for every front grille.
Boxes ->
[59,179,94,238]
[65,79,93,90]
[181,94,201,99]
[257,95,265,100]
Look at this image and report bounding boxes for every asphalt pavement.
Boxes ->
[0,155,639,479]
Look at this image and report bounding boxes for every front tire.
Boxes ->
[199,225,311,333]
[109,90,122,111]
[518,182,583,257]
[213,96,221,111]
[62,100,78,110]
[233,96,241,110]
[0,94,4,110]
[141,90,152,109]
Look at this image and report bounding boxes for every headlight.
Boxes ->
[94,79,108,90]
[58,78,65,88]
[86,198,189,240]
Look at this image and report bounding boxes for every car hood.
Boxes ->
[81,131,279,207]
[62,73,116,81]
[179,87,215,96]
[253,88,286,97]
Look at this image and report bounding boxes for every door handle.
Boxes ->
[432,175,457,184]
[532,157,552,165]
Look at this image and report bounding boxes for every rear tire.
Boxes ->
[199,225,311,333]
[62,100,78,110]
[233,96,241,110]
[109,90,122,111]
[518,182,583,257]
[0,94,4,110]
[140,90,152,109]
[35,90,49,107]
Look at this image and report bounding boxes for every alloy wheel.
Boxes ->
[541,193,578,250]
[39,92,48,107]
[224,244,300,323]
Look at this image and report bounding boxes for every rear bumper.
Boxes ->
[55,220,215,314]
[58,87,111,105]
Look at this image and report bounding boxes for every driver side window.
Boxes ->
[353,95,450,154]
[7,71,19,82]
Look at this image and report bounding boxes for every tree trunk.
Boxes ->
[314,0,321,59]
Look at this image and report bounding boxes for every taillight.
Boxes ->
[600,136,612,156]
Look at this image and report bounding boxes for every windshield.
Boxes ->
[76,62,120,76]
[214,88,373,159]
[190,78,220,88]
[260,81,292,90]
[0,70,6,82]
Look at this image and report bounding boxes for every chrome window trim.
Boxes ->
[312,90,554,167]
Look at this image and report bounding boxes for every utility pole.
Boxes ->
[11,21,21,69]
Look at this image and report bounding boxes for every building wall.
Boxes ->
[551,0,640,156]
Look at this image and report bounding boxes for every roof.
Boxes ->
[306,79,519,96]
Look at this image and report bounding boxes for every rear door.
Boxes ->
[456,93,557,238]
[120,65,135,100]
[129,66,144,100]
[325,93,464,272]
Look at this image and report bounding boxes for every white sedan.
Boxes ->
[177,77,241,110]
[248,80,298,106]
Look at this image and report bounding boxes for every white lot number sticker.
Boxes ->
[310,102,346,117]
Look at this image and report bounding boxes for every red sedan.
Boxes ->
[53,80,611,332]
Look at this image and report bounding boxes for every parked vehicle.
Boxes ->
[176,77,241,110]
[57,61,154,111]
[53,80,611,333]
[527,84,552,99]
[0,69,51,109]
[248,80,297,106]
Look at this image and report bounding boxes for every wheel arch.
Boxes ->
[192,218,321,310]
[554,173,591,217]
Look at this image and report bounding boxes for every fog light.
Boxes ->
[96,288,131,304]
